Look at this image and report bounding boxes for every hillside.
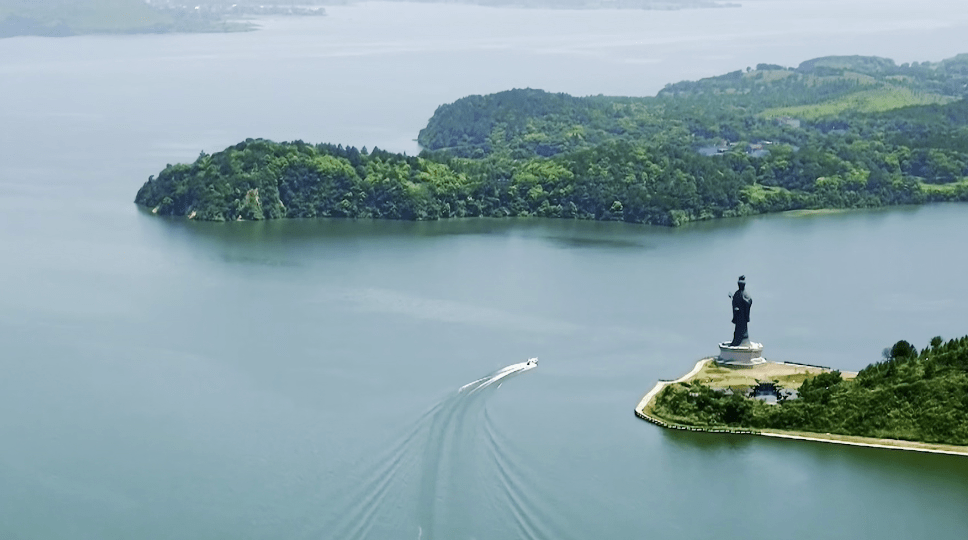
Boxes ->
[418,54,968,158]
[136,54,968,225]
[0,0,173,37]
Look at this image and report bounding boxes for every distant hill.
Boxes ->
[0,0,328,38]
[0,0,736,38]
[658,54,968,119]
[0,0,169,37]
[418,54,968,158]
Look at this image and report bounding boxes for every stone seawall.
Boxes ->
[634,404,760,435]
[633,359,761,435]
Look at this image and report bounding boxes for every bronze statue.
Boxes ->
[729,275,752,346]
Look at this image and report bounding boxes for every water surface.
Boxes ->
[1,2,968,539]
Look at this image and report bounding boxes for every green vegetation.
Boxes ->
[0,0,250,37]
[1,0,718,38]
[760,87,953,120]
[137,141,477,221]
[0,0,329,37]
[1,0,169,37]
[685,361,843,391]
[137,54,968,225]
[651,336,968,446]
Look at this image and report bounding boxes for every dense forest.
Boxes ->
[651,336,968,446]
[136,54,968,225]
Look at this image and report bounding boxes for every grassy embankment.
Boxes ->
[760,85,953,120]
[920,178,968,197]
[686,360,855,390]
[638,360,849,423]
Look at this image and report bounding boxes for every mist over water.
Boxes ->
[2,1,968,539]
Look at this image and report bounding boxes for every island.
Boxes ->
[0,0,326,38]
[0,0,732,39]
[136,54,968,224]
[635,278,968,455]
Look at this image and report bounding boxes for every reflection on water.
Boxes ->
[542,235,653,250]
[662,426,968,488]
[141,202,943,251]
[146,210,670,244]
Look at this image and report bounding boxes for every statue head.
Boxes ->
[737,275,746,290]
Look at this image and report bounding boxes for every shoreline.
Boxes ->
[140,200,968,225]
[635,358,968,457]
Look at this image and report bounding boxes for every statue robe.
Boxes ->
[730,288,752,346]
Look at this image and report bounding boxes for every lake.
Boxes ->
[1,1,967,539]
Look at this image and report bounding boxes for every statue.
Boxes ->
[729,275,752,346]
[718,275,764,365]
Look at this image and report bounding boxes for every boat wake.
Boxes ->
[459,358,538,393]
[314,359,543,540]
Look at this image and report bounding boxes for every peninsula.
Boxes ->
[136,54,968,224]
[638,277,967,455]
[636,337,968,456]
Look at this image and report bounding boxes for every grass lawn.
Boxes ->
[683,360,857,391]
[920,179,968,195]
[760,86,953,120]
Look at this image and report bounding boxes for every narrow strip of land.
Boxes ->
[757,430,968,457]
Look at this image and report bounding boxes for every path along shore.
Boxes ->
[635,358,968,457]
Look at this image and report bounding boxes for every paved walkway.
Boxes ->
[635,357,712,415]
[758,431,968,457]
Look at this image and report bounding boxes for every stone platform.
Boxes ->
[717,341,765,367]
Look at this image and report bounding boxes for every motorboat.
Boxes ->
[525,357,539,367]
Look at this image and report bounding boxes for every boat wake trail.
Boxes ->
[314,359,539,540]
[459,358,538,393]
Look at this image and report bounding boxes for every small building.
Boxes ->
[746,142,771,159]
[698,139,731,157]
[750,382,779,404]
[748,381,798,404]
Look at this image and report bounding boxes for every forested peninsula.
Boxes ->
[136,54,968,225]
[650,336,968,448]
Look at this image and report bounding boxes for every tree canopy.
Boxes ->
[137,54,968,225]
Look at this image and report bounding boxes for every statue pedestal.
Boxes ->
[717,341,765,367]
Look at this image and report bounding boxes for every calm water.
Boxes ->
[2,2,968,539]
